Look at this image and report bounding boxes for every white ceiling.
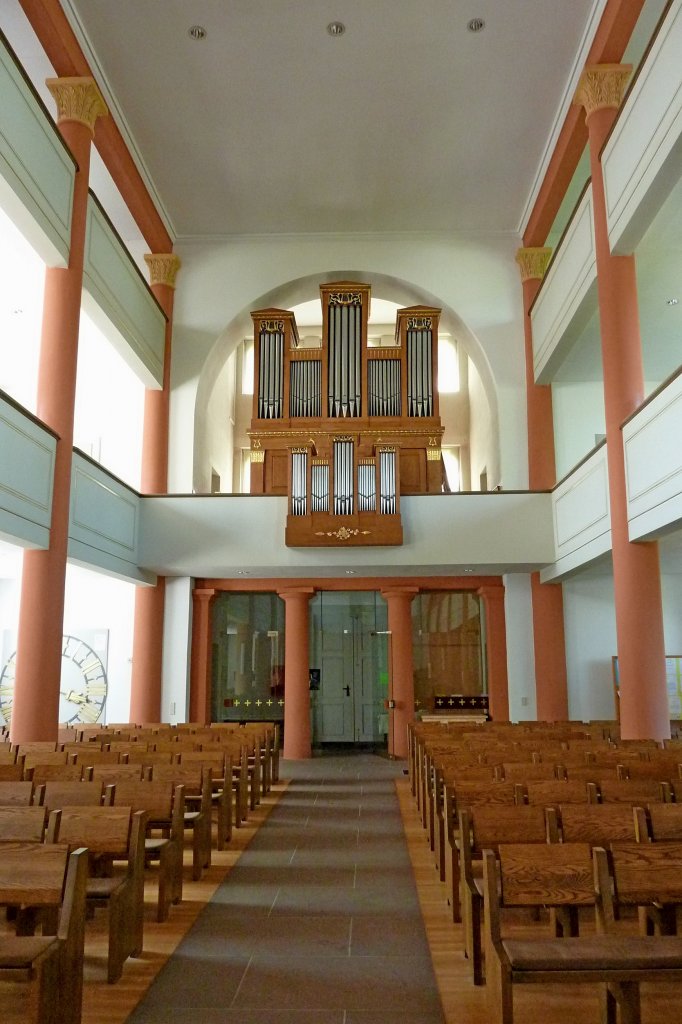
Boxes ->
[59,0,603,240]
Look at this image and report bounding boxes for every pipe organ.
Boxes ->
[248,282,444,547]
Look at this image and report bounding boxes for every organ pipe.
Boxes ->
[333,439,354,515]
[291,449,307,516]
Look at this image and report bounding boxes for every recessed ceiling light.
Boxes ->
[188,25,207,40]
[467,18,485,32]
[236,570,250,576]
[327,21,346,36]
[667,298,679,306]
[464,568,474,574]
[345,569,356,575]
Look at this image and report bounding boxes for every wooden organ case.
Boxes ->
[248,282,444,547]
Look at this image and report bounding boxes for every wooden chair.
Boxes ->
[0,806,48,842]
[89,764,146,786]
[483,842,682,1024]
[0,780,34,805]
[639,802,682,843]
[27,764,85,785]
[37,780,110,810]
[558,803,638,846]
[519,779,592,806]
[444,780,517,923]
[110,780,184,921]
[606,841,682,937]
[590,778,669,804]
[458,804,554,984]
[149,765,212,880]
[175,750,232,849]
[46,805,147,983]
[0,843,88,1024]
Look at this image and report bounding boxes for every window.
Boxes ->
[241,340,254,394]
[438,337,459,393]
[442,447,460,492]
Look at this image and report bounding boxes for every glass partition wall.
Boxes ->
[211,592,285,725]
[412,591,485,711]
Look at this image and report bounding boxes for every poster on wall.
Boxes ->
[0,630,109,728]
[612,655,682,721]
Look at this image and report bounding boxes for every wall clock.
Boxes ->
[0,633,108,727]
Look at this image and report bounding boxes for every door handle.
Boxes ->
[343,685,351,697]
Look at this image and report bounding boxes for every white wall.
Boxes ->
[199,352,235,494]
[663,573,682,652]
[552,380,606,480]
[161,577,192,723]
[504,573,537,720]
[562,574,618,721]
[468,357,498,489]
[63,563,135,724]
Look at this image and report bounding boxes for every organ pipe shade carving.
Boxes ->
[333,439,354,515]
[258,328,284,418]
[358,461,376,512]
[407,328,433,416]
[379,449,397,514]
[290,359,321,417]
[291,450,307,516]
[328,300,361,417]
[368,359,401,416]
[311,461,329,512]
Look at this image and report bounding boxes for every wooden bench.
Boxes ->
[0,805,47,843]
[482,842,682,1024]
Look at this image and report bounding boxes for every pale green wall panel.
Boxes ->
[0,33,74,265]
[0,392,55,548]
[68,452,154,584]
[82,195,166,387]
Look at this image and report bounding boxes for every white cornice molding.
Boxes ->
[516,0,608,238]
[173,228,522,246]
[60,0,177,243]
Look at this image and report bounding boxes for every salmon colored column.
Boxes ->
[478,585,510,721]
[189,588,215,725]
[280,588,314,759]
[381,587,418,760]
[10,78,107,743]
[129,253,180,724]
[574,65,669,740]
[515,248,569,721]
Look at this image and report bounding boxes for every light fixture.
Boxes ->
[236,570,250,576]
[467,17,485,32]
[667,298,679,306]
[188,25,207,40]
[345,569,356,575]
[327,21,346,36]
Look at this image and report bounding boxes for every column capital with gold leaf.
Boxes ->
[573,64,632,121]
[515,247,552,285]
[46,77,108,136]
[144,253,182,290]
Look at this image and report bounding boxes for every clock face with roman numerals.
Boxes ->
[0,634,108,727]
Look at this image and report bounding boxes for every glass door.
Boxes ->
[310,591,388,746]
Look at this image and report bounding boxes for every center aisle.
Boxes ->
[127,753,445,1024]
